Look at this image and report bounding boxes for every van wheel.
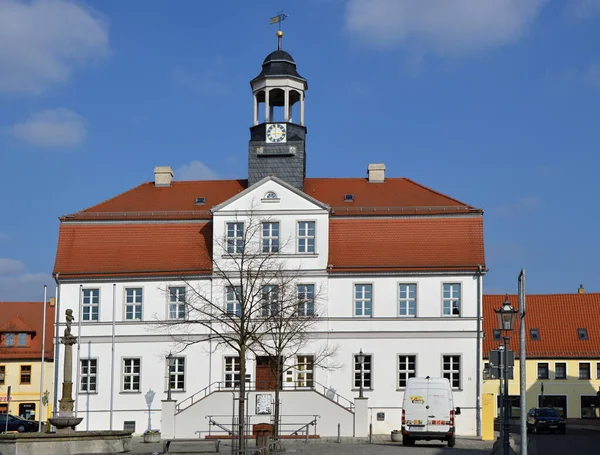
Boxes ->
[402,436,415,446]
[448,434,456,447]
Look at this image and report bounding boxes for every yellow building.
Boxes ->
[483,290,600,419]
[0,300,55,421]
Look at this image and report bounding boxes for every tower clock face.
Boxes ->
[266,123,287,143]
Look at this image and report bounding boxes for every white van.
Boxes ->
[401,376,461,447]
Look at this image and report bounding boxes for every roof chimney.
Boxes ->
[49,297,55,307]
[367,163,386,183]
[154,166,174,187]
[578,284,585,294]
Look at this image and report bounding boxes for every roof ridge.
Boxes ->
[402,177,476,209]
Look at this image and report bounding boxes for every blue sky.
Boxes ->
[1,0,599,301]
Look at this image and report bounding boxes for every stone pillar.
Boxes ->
[354,397,368,438]
[265,89,270,122]
[161,400,177,439]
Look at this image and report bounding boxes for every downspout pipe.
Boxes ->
[476,264,483,438]
[52,273,61,419]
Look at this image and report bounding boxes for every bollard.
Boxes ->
[337,423,341,443]
[305,424,309,443]
[369,423,372,443]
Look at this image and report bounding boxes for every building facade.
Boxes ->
[483,290,600,419]
[52,37,486,437]
[0,301,55,421]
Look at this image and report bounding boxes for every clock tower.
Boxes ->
[248,31,308,190]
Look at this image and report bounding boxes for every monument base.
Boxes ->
[0,430,132,455]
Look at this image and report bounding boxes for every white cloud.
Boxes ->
[344,0,548,55]
[0,0,109,94]
[13,108,87,149]
[172,56,229,96]
[0,258,52,301]
[176,160,219,181]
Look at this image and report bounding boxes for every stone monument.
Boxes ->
[48,309,83,432]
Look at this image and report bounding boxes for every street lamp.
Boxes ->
[495,295,518,455]
[166,352,174,401]
[357,349,366,398]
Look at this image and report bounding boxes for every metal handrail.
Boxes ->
[311,381,354,410]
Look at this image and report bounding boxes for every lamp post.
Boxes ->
[495,296,518,455]
[357,349,366,398]
[166,352,174,401]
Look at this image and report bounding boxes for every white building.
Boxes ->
[52,37,486,438]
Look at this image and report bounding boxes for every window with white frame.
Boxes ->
[297,284,315,316]
[398,355,416,388]
[442,355,461,389]
[262,222,280,253]
[226,286,242,317]
[354,353,372,389]
[0,365,5,385]
[226,222,244,254]
[354,284,372,317]
[125,288,143,320]
[398,284,417,317]
[297,221,315,253]
[555,362,567,380]
[123,358,141,392]
[442,283,461,316]
[4,333,14,346]
[82,288,99,321]
[80,359,97,393]
[579,362,591,380]
[262,285,279,317]
[537,362,549,379]
[296,355,314,387]
[17,333,27,346]
[224,356,240,388]
[168,357,185,391]
[168,286,186,319]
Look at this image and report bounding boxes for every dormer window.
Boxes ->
[344,194,354,202]
[4,333,14,346]
[17,333,27,346]
[493,330,501,341]
[530,328,540,341]
[578,328,589,341]
[3,333,27,347]
[194,197,206,205]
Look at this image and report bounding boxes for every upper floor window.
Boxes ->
[297,284,315,316]
[537,362,549,379]
[398,355,416,388]
[224,356,240,388]
[297,221,315,253]
[262,285,279,317]
[226,222,244,254]
[354,353,372,390]
[123,358,141,392]
[262,222,280,253]
[17,333,27,346]
[4,333,14,346]
[579,362,591,380]
[0,365,5,385]
[80,359,97,393]
[442,283,461,316]
[125,288,143,320]
[296,355,314,387]
[168,287,186,320]
[82,288,100,321]
[443,355,461,389]
[398,284,416,317]
[226,286,242,317]
[20,365,31,384]
[555,362,567,380]
[354,284,372,317]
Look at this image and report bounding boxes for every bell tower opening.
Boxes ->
[248,30,308,190]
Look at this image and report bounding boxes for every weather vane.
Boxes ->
[270,10,288,50]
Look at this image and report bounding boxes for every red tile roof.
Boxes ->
[0,302,55,360]
[54,222,213,279]
[62,178,480,220]
[329,217,485,272]
[483,294,600,358]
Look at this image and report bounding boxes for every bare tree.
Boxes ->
[250,279,339,439]
[156,208,326,454]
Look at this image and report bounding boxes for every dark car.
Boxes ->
[527,407,566,434]
[0,414,40,433]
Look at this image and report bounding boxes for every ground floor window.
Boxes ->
[539,395,567,418]
[580,395,600,419]
[224,356,240,388]
[296,355,314,387]
[18,403,36,420]
[496,395,521,418]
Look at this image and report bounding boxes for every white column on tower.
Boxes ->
[284,88,290,122]
[265,88,270,122]
[253,92,259,126]
[300,92,305,126]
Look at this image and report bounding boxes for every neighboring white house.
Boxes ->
[52,38,486,438]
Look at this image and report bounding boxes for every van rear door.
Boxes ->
[426,385,452,433]
[405,386,429,431]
